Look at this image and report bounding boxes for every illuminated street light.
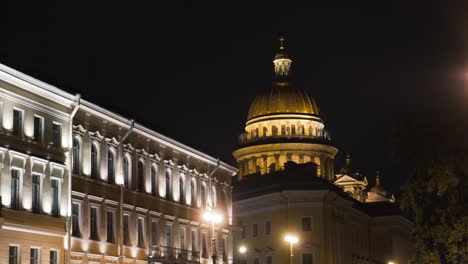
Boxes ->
[284,234,298,264]
[204,211,223,264]
[239,246,247,254]
[388,262,396,264]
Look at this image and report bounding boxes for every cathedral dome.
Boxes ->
[247,82,320,121]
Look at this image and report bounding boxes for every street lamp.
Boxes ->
[239,246,247,254]
[388,262,396,264]
[284,234,298,264]
[203,211,223,264]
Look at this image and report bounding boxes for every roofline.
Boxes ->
[0,63,238,175]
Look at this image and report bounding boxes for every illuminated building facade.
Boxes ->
[0,63,237,264]
[233,39,414,264]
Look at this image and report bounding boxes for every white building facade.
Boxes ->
[0,63,237,264]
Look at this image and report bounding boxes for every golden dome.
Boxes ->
[247,81,320,121]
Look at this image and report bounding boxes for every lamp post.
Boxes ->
[204,211,223,264]
[284,234,298,264]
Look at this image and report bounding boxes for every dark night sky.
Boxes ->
[1,1,468,196]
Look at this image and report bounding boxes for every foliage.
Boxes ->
[392,109,468,264]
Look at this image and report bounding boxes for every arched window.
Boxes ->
[108,150,115,183]
[191,179,196,207]
[201,183,206,208]
[220,190,227,210]
[151,165,157,195]
[165,169,172,200]
[179,176,185,204]
[137,160,144,191]
[91,143,98,178]
[72,137,80,174]
[212,186,217,208]
[123,156,130,188]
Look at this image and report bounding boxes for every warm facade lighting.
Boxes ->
[203,211,223,223]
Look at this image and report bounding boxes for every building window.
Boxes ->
[191,180,196,207]
[49,250,58,264]
[254,257,259,264]
[265,220,271,235]
[180,226,186,250]
[32,174,41,213]
[12,109,22,136]
[302,253,313,264]
[222,237,227,261]
[212,186,217,208]
[89,207,99,240]
[33,116,43,143]
[253,223,258,237]
[51,179,60,217]
[241,226,246,239]
[71,203,81,237]
[108,150,115,183]
[123,214,130,245]
[191,229,197,254]
[151,221,158,246]
[91,143,98,178]
[201,184,206,208]
[137,217,145,247]
[72,138,80,174]
[266,256,272,264]
[137,161,144,191]
[52,123,61,148]
[107,210,114,243]
[201,232,208,259]
[165,224,172,247]
[179,177,185,204]
[165,169,171,200]
[11,169,20,210]
[123,156,130,188]
[220,190,227,210]
[30,248,39,264]
[151,165,157,195]
[9,245,19,264]
[302,217,312,232]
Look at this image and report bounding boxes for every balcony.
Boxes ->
[238,129,331,147]
[149,246,200,264]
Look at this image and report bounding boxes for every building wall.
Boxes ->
[0,77,72,264]
[234,191,413,264]
[0,63,237,264]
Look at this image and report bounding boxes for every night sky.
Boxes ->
[2,2,468,196]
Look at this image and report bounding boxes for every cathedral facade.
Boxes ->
[0,63,237,264]
[232,39,414,264]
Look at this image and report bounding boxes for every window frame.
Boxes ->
[12,108,24,137]
[89,205,100,241]
[71,201,82,238]
[137,216,145,248]
[9,244,19,264]
[90,142,99,179]
[301,216,312,232]
[30,247,40,264]
[33,115,44,143]
[52,122,62,148]
[106,209,115,243]
[51,177,60,217]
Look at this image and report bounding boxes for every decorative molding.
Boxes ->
[89,130,104,142]
[164,159,175,167]
[105,137,119,148]
[73,124,87,136]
